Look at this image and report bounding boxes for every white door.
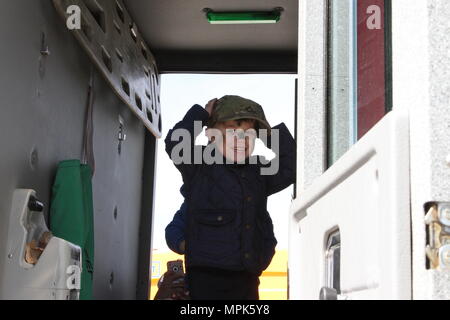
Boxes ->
[289,111,411,300]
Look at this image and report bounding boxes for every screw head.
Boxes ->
[439,245,450,268]
[8,253,13,259]
[445,209,450,220]
[439,207,450,227]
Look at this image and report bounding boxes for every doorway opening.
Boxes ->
[150,73,296,300]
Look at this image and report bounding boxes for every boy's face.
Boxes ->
[212,119,257,163]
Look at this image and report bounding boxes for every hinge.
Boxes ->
[424,202,450,270]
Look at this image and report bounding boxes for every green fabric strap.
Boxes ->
[50,160,95,300]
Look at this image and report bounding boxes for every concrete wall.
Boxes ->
[392,0,450,300]
[295,0,327,192]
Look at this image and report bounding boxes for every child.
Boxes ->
[164,95,295,300]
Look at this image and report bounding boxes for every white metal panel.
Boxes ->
[1,190,81,300]
[289,110,411,300]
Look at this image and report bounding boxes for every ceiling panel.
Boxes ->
[123,0,298,73]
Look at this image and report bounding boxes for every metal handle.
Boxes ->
[28,196,44,212]
[319,287,338,300]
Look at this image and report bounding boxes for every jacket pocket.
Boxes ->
[191,209,238,261]
[194,209,236,241]
[195,209,235,226]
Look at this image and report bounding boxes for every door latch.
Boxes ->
[425,202,450,269]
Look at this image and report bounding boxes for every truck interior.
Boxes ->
[0,0,298,300]
[2,0,450,302]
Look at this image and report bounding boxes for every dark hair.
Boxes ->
[235,118,259,130]
[208,118,259,130]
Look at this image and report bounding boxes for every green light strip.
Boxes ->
[207,11,281,24]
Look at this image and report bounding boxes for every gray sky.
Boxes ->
[153,74,296,251]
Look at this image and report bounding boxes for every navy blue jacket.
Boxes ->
[165,105,295,276]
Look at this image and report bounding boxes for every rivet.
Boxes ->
[444,251,450,264]
[439,207,450,226]
[8,253,13,259]
[444,208,450,221]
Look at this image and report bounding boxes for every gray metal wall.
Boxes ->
[0,0,154,299]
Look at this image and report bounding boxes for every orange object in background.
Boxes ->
[149,249,288,300]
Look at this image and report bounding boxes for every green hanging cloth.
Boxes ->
[50,160,95,300]
[50,71,96,300]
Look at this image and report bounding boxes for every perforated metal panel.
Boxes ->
[52,0,162,138]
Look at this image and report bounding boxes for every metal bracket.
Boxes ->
[52,0,162,138]
[117,115,126,155]
[424,202,450,269]
[40,33,51,56]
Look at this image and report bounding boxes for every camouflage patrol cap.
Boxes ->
[209,95,272,134]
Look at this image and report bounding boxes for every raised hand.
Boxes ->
[205,98,218,117]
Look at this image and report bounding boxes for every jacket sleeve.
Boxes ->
[165,105,210,182]
[165,202,187,255]
[262,123,296,196]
